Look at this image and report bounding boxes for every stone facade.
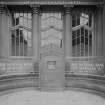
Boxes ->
[0,0,105,90]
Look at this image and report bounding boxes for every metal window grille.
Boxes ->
[72,10,93,57]
[10,11,32,56]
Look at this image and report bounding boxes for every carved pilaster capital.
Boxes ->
[64,5,73,14]
[95,4,104,14]
[0,4,5,14]
[96,3,105,10]
[103,2,105,11]
[30,5,40,14]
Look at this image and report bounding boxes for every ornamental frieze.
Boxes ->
[0,0,103,5]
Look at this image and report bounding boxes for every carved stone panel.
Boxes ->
[40,55,65,90]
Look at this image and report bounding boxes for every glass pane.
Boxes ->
[10,12,32,56]
[72,10,93,57]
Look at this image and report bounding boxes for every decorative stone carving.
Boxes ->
[0,5,5,14]
[30,5,40,14]
[64,5,73,14]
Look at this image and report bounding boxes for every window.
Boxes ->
[10,12,32,56]
[72,10,93,56]
[41,12,63,48]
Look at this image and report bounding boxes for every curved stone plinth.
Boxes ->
[0,74,40,92]
[0,74,105,97]
[65,74,105,97]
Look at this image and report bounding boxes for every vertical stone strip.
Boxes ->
[97,6,103,56]
[64,6,72,58]
[103,4,105,56]
[0,5,9,58]
[94,6,103,56]
[31,5,40,61]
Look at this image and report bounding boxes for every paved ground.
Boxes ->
[0,89,105,105]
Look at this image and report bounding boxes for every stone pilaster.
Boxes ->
[0,5,9,58]
[95,6,103,56]
[103,4,105,56]
[64,6,72,58]
[94,9,98,56]
[31,5,40,61]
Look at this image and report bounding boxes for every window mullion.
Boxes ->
[14,13,17,56]
[88,13,90,57]
[23,12,25,56]
[84,26,85,56]
[19,12,20,56]
[26,12,30,56]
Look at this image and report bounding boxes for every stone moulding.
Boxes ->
[0,0,104,6]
